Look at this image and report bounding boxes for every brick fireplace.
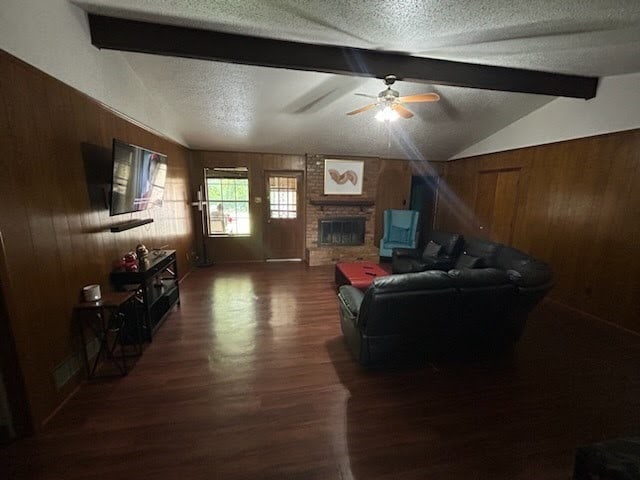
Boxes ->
[305,155,380,266]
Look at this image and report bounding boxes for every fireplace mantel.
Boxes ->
[309,196,375,211]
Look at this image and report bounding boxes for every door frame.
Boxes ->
[410,175,439,248]
[0,231,33,440]
[263,170,306,260]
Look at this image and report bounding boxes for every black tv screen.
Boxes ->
[109,139,168,216]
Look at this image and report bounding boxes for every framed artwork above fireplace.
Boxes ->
[324,159,364,195]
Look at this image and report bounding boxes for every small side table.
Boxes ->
[75,290,141,379]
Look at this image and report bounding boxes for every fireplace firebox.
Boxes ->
[318,217,365,246]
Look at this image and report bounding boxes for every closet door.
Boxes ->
[474,168,521,244]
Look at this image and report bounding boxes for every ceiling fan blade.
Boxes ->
[346,103,378,116]
[354,93,378,99]
[392,104,414,119]
[398,93,440,103]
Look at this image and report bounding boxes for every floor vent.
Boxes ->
[52,338,100,390]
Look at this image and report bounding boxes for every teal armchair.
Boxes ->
[379,209,420,258]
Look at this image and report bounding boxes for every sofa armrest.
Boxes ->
[338,285,365,317]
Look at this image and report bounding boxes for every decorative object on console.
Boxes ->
[136,244,149,261]
[136,243,150,269]
[122,252,138,272]
[324,159,364,195]
[112,259,124,272]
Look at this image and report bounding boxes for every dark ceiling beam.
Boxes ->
[88,14,599,99]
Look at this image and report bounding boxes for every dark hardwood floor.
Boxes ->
[3,263,640,479]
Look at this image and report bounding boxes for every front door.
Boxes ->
[264,171,304,260]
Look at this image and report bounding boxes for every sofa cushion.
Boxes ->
[423,240,442,258]
[430,231,465,257]
[371,270,454,293]
[447,268,510,287]
[455,253,485,269]
[422,256,456,271]
[394,256,455,274]
[391,257,426,274]
[463,238,502,267]
[388,226,410,243]
[392,210,416,229]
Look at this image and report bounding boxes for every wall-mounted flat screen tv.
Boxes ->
[109,139,168,216]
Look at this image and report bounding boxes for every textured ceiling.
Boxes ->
[73,0,640,159]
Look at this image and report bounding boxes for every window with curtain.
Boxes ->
[205,167,250,236]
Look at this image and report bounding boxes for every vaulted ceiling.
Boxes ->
[73,0,640,160]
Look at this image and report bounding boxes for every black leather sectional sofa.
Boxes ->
[337,233,553,366]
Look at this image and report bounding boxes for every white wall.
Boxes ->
[452,72,640,159]
[0,0,186,145]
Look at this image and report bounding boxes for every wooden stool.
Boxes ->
[75,290,141,379]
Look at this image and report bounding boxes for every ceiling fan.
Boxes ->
[346,75,440,121]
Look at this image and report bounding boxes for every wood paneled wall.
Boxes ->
[190,151,441,263]
[0,51,195,428]
[437,129,640,332]
[190,151,306,262]
[373,160,412,245]
[373,160,447,246]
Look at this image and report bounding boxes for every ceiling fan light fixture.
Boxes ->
[375,105,399,122]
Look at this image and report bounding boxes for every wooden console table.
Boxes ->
[110,250,180,342]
